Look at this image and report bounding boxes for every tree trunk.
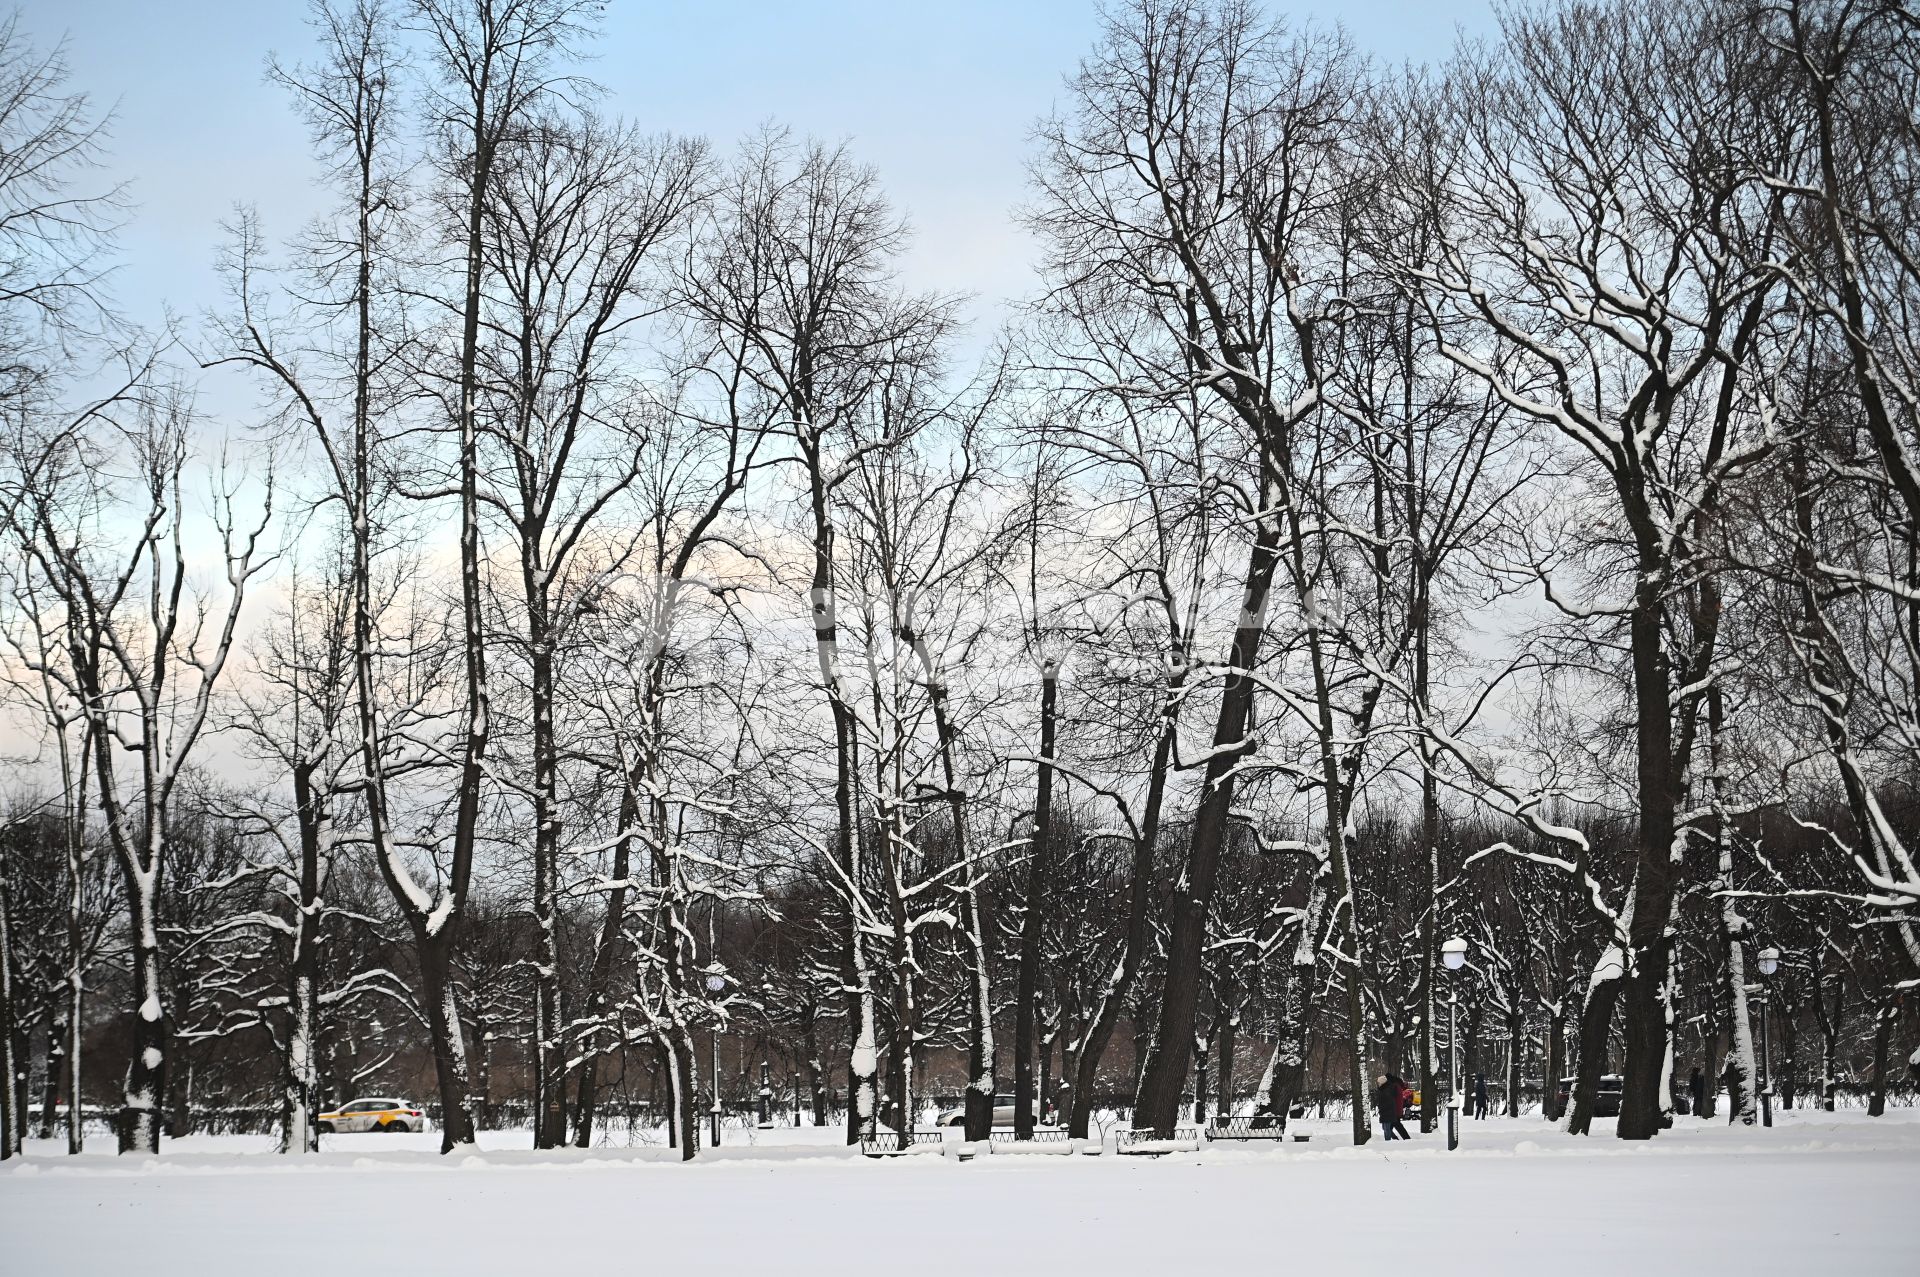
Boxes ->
[572,767,639,1148]
[1815,969,1844,1113]
[912,639,994,1143]
[1504,1002,1524,1117]
[9,1025,25,1151]
[1707,684,1756,1125]
[881,771,916,1146]
[0,852,15,1160]
[1619,582,1679,1141]
[1868,997,1896,1117]
[1215,999,1239,1121]
[1566,942,1624,1136]
[529,625,565,1150]
[1258,877,1326,1128]
[1068,680,1177,1138]
[118,881,168,1154]
[802,437,879,1146]
[1778,1009,1798,1109]
[671,1029,700,1158]
[1038,1013,1056,1126]
[1135,510,1281,1136]
[417,934,476,1151]
[1014,666,1058,1140]
[40,1012,63,1141]
[1542,1003,1567,1120]
[1414,567,1440,1134]
[803,1001,826,1127]
[62,737,86,1154]
[283,764,324,1154]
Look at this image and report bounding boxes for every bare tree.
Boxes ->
[7,391,273,1152]
[1415,0,1788,1138]
[472,108,705,1147]
[1030,0,1378,1141]
[396,0,600,1150]
[681,130,958,1143]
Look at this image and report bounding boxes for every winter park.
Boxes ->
[2,0,1919,1271]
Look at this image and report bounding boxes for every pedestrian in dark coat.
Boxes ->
[1376,1074,1411,1141]
[1472,1073,1489,1119]
[1688,1067,1706,1117]
[1373,1075,1399,1139]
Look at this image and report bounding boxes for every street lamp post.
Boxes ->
[1756,948,1779,1129]
[1441,936,1470,1152]
[759,1060,773,1128]
[793,1070,803,1127]
[705,970,727,1147]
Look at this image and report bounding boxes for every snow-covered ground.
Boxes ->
[5,1109,1913,1275]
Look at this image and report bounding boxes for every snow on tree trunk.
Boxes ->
[1868,998,1896,1117]
[120,900,167,1154]
[0,844,16,1161]
[1258,877,1326,1128]
[668,1032,699,1161]
[1718,925,1758,1126]
[1566,934,1626,1137]
[1708,681,1757,1126]
[879,761,917,1148]
[40,1012,63,1142]
[1014,665,1058,1141]
[1418,765,1439,1134]
[530,628,565,1150]
[419,938,476,1152]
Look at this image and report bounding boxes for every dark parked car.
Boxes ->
[1555,1074,1624,1117]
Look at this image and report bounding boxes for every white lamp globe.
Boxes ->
[705,971,728,994]
[1757,948,1780,977]
[1441,937,1469,971]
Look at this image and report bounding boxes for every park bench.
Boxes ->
[1205,1114,1307,1142]
[860,1129,950,1156]
[1114,1126,1200,1155]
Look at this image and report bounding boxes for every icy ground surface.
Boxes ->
[4,1109,1914,1275]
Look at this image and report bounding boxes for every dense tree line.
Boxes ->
[2,0,1918,1162]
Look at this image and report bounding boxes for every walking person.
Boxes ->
[1472,1073,1489,1119]
[1375,1075,1404,1140]
[1688,1067,1706,1118]
[1376,1074,1411,1141]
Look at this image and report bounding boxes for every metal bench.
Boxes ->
[987,1127,1073,1145]
[859,1129,950,1156]
[1115,1126,1200,1155]
[1205,1115,1290,1141]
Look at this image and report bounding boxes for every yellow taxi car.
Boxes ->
[317,1097,424,1134]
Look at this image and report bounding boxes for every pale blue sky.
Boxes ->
[38,0,1494,334]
